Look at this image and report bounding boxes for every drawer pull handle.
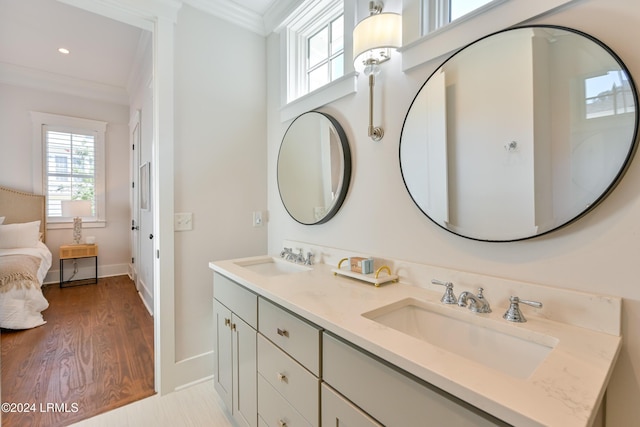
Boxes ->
[279,420,287,427]
[231,323,236,331]
[277,328,289,337]
[224,318,230,327]
[277,372,287,383]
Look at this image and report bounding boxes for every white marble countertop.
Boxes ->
[209,255,621,427]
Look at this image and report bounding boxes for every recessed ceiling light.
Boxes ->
[58,48,70,55]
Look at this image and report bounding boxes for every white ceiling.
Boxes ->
[0,0,279,103]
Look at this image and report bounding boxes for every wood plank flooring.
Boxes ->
[1,275,155,427]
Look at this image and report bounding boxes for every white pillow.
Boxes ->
[0,216,4,224]
[0,220,41,249]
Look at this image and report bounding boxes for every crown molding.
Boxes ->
[0,62,129,105]
[58,0,183,29]
[263,0,303,34]
[184,0,266,35]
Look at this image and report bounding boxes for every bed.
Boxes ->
[0,186,52,329]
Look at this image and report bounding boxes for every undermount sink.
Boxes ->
[234,256,311,277]
[362,298,557,379]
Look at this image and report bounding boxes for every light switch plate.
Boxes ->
[253,211,263,227]
[174,212,193,231]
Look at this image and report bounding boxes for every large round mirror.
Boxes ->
[278,111,352,225]
[400,26,638,241]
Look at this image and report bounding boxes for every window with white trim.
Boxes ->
[285,0,344,102]
[422,0,495,35]
[31,112,106,225]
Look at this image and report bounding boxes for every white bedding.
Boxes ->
[0,241,52,329]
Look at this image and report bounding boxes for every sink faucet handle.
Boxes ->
[304,252,314,265]
[518,297,543,309]
[503,296,543,323]
[431,279,457,304]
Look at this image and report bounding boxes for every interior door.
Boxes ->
[137,89,155,314]
[130,112,140,286]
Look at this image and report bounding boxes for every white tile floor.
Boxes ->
[69,380,233,427]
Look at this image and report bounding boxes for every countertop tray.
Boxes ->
[331,266,398,287]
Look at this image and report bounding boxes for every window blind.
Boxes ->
[45,128,96,218]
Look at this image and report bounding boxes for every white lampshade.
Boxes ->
[353,12,402,67]
[61,200,92,218]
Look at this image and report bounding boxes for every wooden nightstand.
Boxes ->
[59,244,98,287]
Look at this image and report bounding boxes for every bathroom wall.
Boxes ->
[266,0,640,424]
[172,5,268,370]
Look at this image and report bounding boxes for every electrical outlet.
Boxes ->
[253,211,264,227]
[174,212,193,231]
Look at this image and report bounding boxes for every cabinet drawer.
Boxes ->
[321,384,382,427]
[258,334,319,426]
[258,374,312,427]
[323,333,507,427]
[258,298,321,376]
[214,273,258,328]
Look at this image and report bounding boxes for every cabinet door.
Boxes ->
[233,314,258,427]
[321,384,382,427]
[214,299,233,411]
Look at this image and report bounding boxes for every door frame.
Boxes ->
[60,0,178,395]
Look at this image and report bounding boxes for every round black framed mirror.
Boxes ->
[400,25,639,241]
[278,111,352,225]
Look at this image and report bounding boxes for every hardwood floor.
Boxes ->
[1,275,155,427]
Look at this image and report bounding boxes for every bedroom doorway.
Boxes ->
[64,0,178,397]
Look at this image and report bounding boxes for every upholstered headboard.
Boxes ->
[0,186,47,242]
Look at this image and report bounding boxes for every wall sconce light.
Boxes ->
[61,200,92,244]
[353,1,402,141]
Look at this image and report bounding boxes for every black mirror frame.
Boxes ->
[399,25,639,242]
[278,111,352,225]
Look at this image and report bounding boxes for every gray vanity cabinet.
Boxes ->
[212,271,509,427]
[322,333,508,427]
[213,273,258,427]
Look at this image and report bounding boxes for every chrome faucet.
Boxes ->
[503,296,542,323]
[280,247,294,260]
[291,249,306,264]
[280,247,313,264]
[457,288,492,313]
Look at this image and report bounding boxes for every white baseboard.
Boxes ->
[174,374,214,392]
[44,263,129,285]
[137,277,154,315]
[172,351,215,392]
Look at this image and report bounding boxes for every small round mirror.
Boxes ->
[278,111,352,225]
